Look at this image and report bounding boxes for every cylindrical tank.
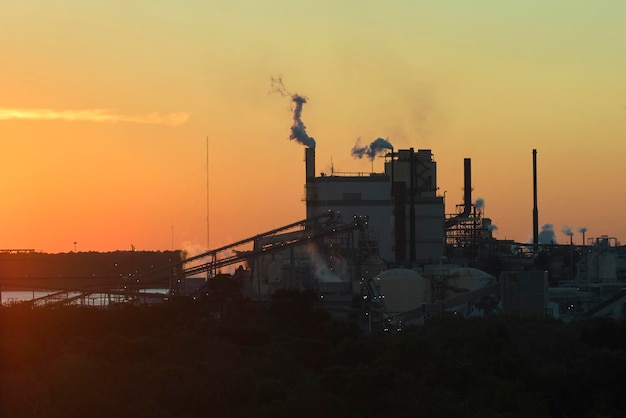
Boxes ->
[375,268,428,314]
[445,267,495,299]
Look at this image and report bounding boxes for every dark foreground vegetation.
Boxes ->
[2,281,626,417]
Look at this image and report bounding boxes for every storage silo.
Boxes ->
[374,268,429,315]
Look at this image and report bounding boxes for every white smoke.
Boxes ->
[181,242,241,276]
[578,227,588,233]
[305,243,344,283]
[539,223,557,244]
[270,75,290,97]
[351,137,393,160]
[314,264,343,283]
[289,95,316,148]
[270,76,315,148]
[488,224,498,232]
[0,108,189,126]
[474,198,485,209]
[562,225,574,236]
[181,242,208,260]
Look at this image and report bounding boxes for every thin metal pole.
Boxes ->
[206,137,210,251]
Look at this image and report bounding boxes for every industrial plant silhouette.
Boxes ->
[2,81,626,325]
[3,82,626,418]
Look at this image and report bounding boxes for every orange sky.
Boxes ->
[1,1,625,253]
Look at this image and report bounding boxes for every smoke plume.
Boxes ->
[351,137,393,160]
[578,227,588,233]
[474,198,485,209]
[270,76,316,148]
[488,224,498,232]
[538,223,557,244]
[290,95,315,148]
[0,108,189,126]
[562,226,574,236]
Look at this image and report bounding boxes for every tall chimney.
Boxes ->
[305,147,315,180]
[444,157,472,229]
[409,148,416,264]
[305,147,316,219]
[463,158,472,216]
[533,149,539,251]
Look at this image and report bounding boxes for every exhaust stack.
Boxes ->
[463,158,472,217]
[305,147,316,219]
[533,149,539,250]
[444,158,472,229]
[305,147,315,180]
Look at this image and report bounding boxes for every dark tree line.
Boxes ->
[2,280,626,417]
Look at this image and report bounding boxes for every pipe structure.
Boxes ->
[463,158,472,217]
[409,148,416,264]
[533,149,539,251]
[305,147,316,217]
[305,147,315,180]
[444,158,472,229]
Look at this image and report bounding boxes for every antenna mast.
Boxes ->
[206,137,210,250]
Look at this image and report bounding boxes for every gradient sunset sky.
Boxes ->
[1,1,625,254]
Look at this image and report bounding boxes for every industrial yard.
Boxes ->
[3,94,626,326]
[2,95,626,418]
[4,2,626,416]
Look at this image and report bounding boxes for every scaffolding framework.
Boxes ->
[445,204,483,260]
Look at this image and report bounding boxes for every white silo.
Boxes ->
[374,268,429,315]
[446,267,495,294]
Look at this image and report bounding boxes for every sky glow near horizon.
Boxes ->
[1,1,625,253]
[0,109,189,125]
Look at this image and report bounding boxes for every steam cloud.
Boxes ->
[474,198,485,209]
[562,226,574,236]
[538,223,557,244]
[0,108,189,126]
[290,95,316,148]
[488,224,498,232]
[270,76,316,148]
[351,137,393,160]
[578,227,588,233]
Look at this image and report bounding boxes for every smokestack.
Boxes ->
[305,147,315,180]
[579,227,587,247]
[463,158,472,216]
[533,149,539,251]
[305,147,316,219]
[444,157,473,229]
[409,148,416,263]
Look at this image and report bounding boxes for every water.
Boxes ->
[1,290,60,306]
[0,288,169,307]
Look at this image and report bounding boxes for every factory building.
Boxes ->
[304,147,445,266]
[385,149,445,264]
[304,148,393,261]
